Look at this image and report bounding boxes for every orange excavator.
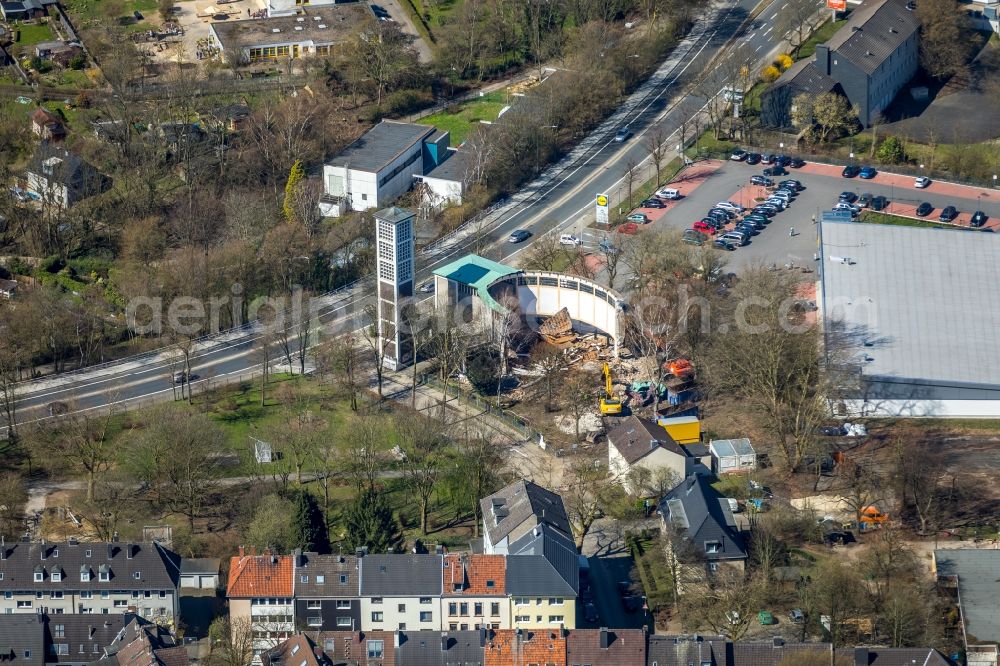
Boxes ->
[859,506,889,529]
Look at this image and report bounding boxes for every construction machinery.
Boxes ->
[600,362,622,415]
[859,506,889,530]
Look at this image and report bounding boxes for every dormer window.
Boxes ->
[52,549,58,558]
[705,541,721,554]
[80,567,91,582]
[34,567,44,583]
[52,571,62,582]
[98,565,110,582]
[133,572,141,580]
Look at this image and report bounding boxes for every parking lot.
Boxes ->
[611,157,1000,271]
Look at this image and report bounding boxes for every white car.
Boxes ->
[715,202,743,213]
[764,198,787,210]
[418,281,434,293]
[656,188,681,200]
[914,176,931,189]
[833,202,860,214]
[559,234,582,246]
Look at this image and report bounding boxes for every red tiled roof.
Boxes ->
[443,554,506,596]
[485,629,567,666]
[31,108,61,126]
[227,552,293,598]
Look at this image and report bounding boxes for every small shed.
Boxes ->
[180,558,220,589]
[656,415,700,445]
[709,438,757,474]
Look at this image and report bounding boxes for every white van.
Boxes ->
[656,187,681,200]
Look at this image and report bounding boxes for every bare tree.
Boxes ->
[563,456,613,551]
[51,405,118,502]
[681,570,765,640]
[446,435,506,538]
[531,345,568,413]
[645,123,669,185]
[206,616,255,666]
[316,335,363,411]
[396,416,445,535]
[623,157,639,209]
[362,303,389,399]
[346,415,387,492]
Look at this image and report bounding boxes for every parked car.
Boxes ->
[559,234,582,246]
[683,229,708,245]
[626,212,650,224]
[623,596,642,612]
[833,202,860,214]
[713,238,736,251]
[914,176,931,188]
[745,152,762,165]
[759,610,776,625]
[752,206,777,217]
[744,214,769,226]
[708,208,734,220]
[780,179,803,190]
[939,205,958,222]
[741,217,765,230]
[705,212,729,225]
[656,187,681,199]
[418,281,435,293]
[859,166,877,179]
[508,229,531,243]
[905,0,916,9]
[971,210,988,227]
[614,126,631,142]
[916,202,933,217]
[715,201,743,213]
[598,238,619,254]
[762,166,787,177]
[839,191,858,203]
[640,198,665,208]
[775,155,792,167]
[769,191,792,202]
[693,221,715,234]
[721,231,749,246]
[819,425,845,436]
[858,193,872,207]
[789,157,806,168]
[764,198,787,210]
[761,154,775,164]
[871,195,888,211]
[789,609,805,623]
[730,149,747,161]
[584,603,599,623]
[750,175,773,186]
[774,187,796,197]
[842,164,860,178]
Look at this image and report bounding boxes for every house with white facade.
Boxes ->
[320,120,450,217]
[226,548,295,656]
[607,416,711,495]
[25,144,110,209]
[417,149,473,208]
[359,554,442,632]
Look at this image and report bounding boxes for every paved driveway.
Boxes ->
[579,518,656,631]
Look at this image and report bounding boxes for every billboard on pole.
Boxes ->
[827,0,846,10]
[596,193,609,225]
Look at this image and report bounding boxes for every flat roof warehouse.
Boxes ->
[819,220,1000,417]
[209,4,368,58]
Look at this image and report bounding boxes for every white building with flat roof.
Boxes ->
[819,220,1000,417]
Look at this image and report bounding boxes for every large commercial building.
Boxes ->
[761,0,920,128]
[819,220,1000,417]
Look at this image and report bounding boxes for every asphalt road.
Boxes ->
[9,0,822,423]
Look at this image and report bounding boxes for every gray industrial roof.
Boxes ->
[935,549,1000,643]
[658,475,747,562]
[825,0,920,75]
[820,221,1000,391]
[295,553,359,597]
[424,150,472,183]
[210,4,367,51]
[326,120,435,173]
[480,479,572,546]
[504,524,579,596]
[359,554,443,596]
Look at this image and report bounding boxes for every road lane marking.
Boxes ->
[764,25,773,35]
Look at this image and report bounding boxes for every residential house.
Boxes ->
[25,145,110,209]
[505,524,579,630]
[658,475,748,577]
[358,555,442,632]
[226,548,294,655]
[483,628,567,666]
[30,109,65,141]
[45,614,130,665]
[259,634,324,666]
[0,0,56,20]
[709,438,757,475]
[835,646,952,666]
[441,554,508,631]
[395,630,485,666]
[314,630,396,666]
[178,558,219,591]
[320,121,451,217]
[292,551,361,632]
[761,0,920,128]
[33,41,82,66]
[0,538,181,623]
[646,633,731,666]
[0,614,45,663]
[93,616,186,666]
[416,150,473,209]
[566,627,646,666]
[935,549,1000,657]
[607,416,711,494]
[480,480,573,556]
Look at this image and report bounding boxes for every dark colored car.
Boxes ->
[751,175,773,186]
[508,229,531,243]
[741,217,765,230]
[584,603,599,623]
[751,207,776,217]
[745,153,762,165]
[761,154,776,164]
[762,166,787,177]
[779,179,803,191]
[939,205,958,222]
[916,202,933,217]
[839,191,857,203]
[735,223,759,235]
[859,166,877,179]
[713,238,736,251]
[842,164,860,178]
[789,157,806,168]
[971,211,988,227]
[775,155,792,167]
[640,198,665,208]
[871,195,888,211]
[682,229,708,246]
[730,149,747,161]
[708,207,734,219]
[858,193,872,207]
[614,126,631,142]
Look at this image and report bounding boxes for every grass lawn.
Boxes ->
[688,132,736,159]
[412,0,461,28]
[15,21,55,45]
[419,91,507,145]
[794,19,846,60]
[859,211,951,229]
[62,0,157,26]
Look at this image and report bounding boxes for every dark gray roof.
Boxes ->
[295,553,359,597]
[374,206,416,225]
[647,635,731,666]
[504,524,578,596]
[771,58,838,96]
[0,540,181,591]
[27,144,107,192]
[46,614,129,664]
[326,120,435,173]
[607,415,685,464]
[359,554,442,597]
[424,150,472,183]
[935,549,1000,643]
[0,614,44,662]
[395,630,484,666]
[658,476,747,562]
[836,647,952,666]
[179,557,219,575]
[99,617,185,666]
[732,641,831,665]
[480,479,572,546]
[826,0,920,75]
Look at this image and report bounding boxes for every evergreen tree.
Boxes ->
[345,487,402,554]
[289,489,330,553]
[283,160,306,224]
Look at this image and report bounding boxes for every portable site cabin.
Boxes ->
[656,415,701,445]
[709,438,757,474]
